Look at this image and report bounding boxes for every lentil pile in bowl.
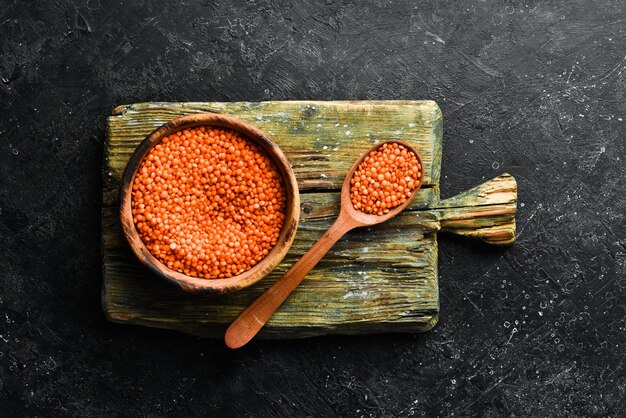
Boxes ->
[131,126,287,279]
[349,142,422,215]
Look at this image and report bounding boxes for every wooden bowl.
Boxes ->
[119,113,300,293]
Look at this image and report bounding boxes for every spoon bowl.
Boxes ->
[225,140,424,348]
[339,140,424,227]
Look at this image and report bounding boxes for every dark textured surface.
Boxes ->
[1,0,625,416]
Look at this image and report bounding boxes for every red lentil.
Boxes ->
[131,126,286,279]
[350,143,422,215]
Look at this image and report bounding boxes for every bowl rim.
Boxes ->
[119,112,301,293]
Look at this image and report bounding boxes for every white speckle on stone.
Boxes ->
[323,145,328,150]
[320,173,327,178]
[425,31,445,44]
[345,130,351,136]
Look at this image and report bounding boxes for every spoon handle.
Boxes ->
[225,212,356,349]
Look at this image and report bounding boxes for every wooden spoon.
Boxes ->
[224,140,424,349]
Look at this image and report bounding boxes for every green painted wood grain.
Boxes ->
[104,101,442,197]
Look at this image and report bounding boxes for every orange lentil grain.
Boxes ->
[349,143,422,216]
[132,127,286,279]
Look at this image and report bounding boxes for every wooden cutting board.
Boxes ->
[102,101,516,339]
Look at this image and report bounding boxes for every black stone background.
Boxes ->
[1,0,625,416]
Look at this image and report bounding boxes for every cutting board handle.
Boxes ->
[437,173,517,245]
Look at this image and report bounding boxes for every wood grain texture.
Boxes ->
[102,101,516,339]
[439,173,517,245]
[104,101,442,198]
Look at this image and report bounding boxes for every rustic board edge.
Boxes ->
[103,311,440,339]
